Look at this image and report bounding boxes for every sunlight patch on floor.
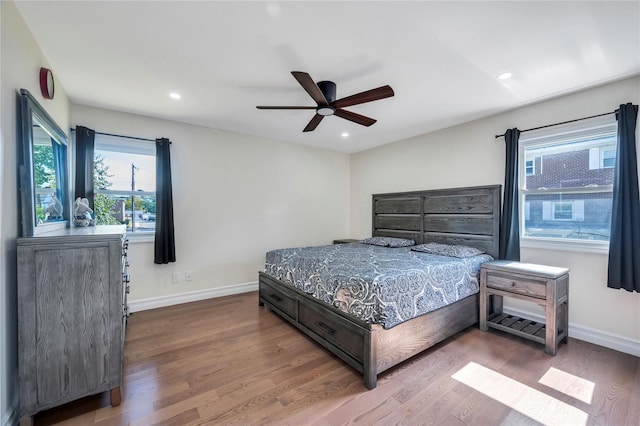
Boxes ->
[538,367,595,404]
[452,362,588,426]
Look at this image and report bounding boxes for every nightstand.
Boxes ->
[333,239,360,244]
[479,260,569,355]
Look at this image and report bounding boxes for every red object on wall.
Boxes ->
[39,67,55,99]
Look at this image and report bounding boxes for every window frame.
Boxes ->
[518,115,617,254]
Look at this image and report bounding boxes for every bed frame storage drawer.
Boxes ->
[259,278,297,320]
[298,302,365,362]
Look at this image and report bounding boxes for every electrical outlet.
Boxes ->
[185,271,193,281]
[172,272,181,284]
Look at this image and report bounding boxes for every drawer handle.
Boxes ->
[269,293,283,302]
[511,281,516,287]
[315,321,336,336]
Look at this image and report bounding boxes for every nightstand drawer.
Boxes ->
[485,272,546,299]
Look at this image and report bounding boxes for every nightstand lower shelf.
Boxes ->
[486,313,566,345]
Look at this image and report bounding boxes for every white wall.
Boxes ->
[70,105,350,305]
[0,1,71,424]
[350,76,640,355]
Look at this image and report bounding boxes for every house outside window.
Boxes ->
[519,116,617,245]
[93,135,156,234]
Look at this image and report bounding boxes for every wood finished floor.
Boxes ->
[34,291,639,426]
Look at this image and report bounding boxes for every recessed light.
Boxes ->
[497,72,513,80]
[169,92,181,100]
[266,2,282,17]
[341,132,349,138]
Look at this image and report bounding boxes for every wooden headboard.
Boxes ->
[372,185,501,258]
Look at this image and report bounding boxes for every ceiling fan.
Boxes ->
[256,71,394,132]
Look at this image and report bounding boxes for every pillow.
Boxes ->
[360,236,415,248]
[411,242,484,258]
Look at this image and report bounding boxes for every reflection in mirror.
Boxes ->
[32,116,64,224]
[19,89,69,236]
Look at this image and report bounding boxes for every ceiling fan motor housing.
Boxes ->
[317,81,336,103]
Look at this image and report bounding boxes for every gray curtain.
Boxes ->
[607,103,639,292]
[154,138,176,264]
[499,128,521,260]
[74,125,95,210]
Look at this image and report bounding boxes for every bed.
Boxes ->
[258,185,501,389]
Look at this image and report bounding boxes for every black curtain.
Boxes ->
[154,138,176,264]
[607,103,640,292]
[499,128,521,260]
[74,125,95,210]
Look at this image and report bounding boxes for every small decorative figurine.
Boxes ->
[73,197,95,226]
[44,194,63,220]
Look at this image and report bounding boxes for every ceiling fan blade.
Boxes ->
[291,71,329,106]
[332,85,394,108]
[303,114,324,132]
[256,106,317,110]
[334,109,377,127]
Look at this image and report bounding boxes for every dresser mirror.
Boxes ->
[19,88,69,236]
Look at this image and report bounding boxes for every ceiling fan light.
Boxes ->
[317,106,335,116]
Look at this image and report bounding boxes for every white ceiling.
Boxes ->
[14,1,640,153]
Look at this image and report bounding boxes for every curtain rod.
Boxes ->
[494,110,616,139]
[70,127,170,143]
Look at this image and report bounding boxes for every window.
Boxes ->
[602,149,616,168]
[525,157,542,176]
[543,200,585,221]
[525,159,535,176]
[519,116,617,243]
[589,147,617,169]
[93,135,156,234]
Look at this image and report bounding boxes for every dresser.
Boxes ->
[17,225,130,420]
[479,260,569,355]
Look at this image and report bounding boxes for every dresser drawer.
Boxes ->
[260,280,297,320]
[485,272,546,298]
[298,302,364,362]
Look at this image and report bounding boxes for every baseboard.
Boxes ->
[503,306,640,357]
[128,281,258,313]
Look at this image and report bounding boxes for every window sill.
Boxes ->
[521,237,609,255]
[126,233,155,244]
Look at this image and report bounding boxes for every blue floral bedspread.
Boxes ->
[264,243,493,329]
